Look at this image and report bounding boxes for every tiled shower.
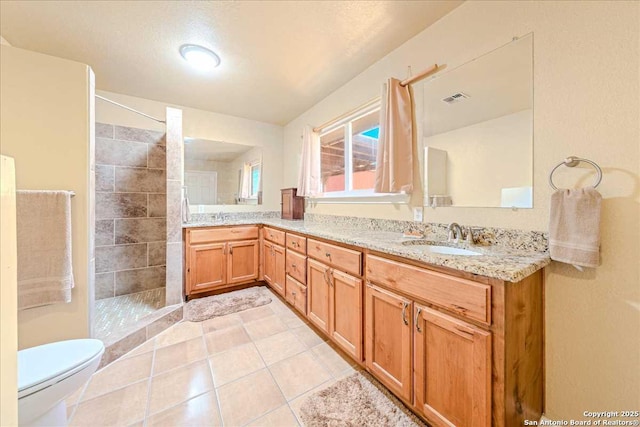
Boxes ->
[94,123,167,340]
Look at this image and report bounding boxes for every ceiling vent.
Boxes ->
[442,92,469,104]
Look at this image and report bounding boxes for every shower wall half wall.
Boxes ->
[94,123,167,335]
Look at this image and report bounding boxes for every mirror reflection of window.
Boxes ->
[183,138,263,206]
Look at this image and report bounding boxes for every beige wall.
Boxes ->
[95,90,284,212]
[0,156,18,426]
[425,109,532,207]
[283,1,640,419]
[0,45,94,349]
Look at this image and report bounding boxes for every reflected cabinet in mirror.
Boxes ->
[423,34,533,208]
[184,138,262,207]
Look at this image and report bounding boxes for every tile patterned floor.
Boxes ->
[94,288,166,341]
[69,288,359,426]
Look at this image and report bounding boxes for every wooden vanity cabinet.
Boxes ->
[414,305,491,427]
[185,226,259,297]
[284,232,308,315]
[307,243,363,362]
[262,238,285,297]
[364,284,413,402]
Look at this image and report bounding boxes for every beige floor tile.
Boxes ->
[155,321,202,348]
[238,305,274,323]
[147,360,214,415]
[204,325,252,355]
[123,339,155,358]
[243,315,288,340]
[70,380,148,426]
[145,390,222,427]
[209,342,265,387]
[246,404,299,427]
[277,310,307,328]
[82,352,153,401]
[311,342,357,377]
[201,313,242,334]
[269,351,332,400]
[217,369,285,426]
[254,330,307,365]
[290,325,327,348]
[153,337,206,375]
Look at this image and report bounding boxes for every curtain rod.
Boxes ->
[95,95,166,124]
[312,63,445,133]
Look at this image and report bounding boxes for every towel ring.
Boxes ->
[548,156,602,190]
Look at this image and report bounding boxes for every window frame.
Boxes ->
[311,101,409,203]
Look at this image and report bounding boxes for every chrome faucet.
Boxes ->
[447,223,463,242]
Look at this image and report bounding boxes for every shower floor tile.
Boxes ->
[94,288,166,341]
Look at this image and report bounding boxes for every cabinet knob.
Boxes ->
[292,264,296,269]
[292,291,296,297]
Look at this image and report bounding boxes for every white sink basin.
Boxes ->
[423,245,481,256]
[401,240,482,256]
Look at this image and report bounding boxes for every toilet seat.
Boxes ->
[18,339,104,399]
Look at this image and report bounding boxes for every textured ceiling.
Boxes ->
[0,1,462,125]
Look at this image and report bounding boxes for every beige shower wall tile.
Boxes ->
[115,266,166,296]
[148,241,166,266]
[96,165,114,191]
[166,180,182,243]
[96,244,147,273]
[95,272,114,300]
[115,125,165,144]
[95,219,114,246]
[115,218,166,244]
[96,192,147,219]
[148,144,166,169]
[148,193,166,217]
[96,137,148,167]
[115,167,166,193]
[165,242,183,306]
[96,123,114,139]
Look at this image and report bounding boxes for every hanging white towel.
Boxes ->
[549,187,602,268]
[16,190,74,309]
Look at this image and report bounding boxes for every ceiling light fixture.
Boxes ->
[179,44,221,71]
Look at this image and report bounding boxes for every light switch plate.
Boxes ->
[413,207,423,222]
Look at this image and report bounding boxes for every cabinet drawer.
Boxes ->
[307,238,361,276]
[286,233,307,254]
[286,249,307,284]
[366,254,491,324]
[285,275,307,315]
[189,226,258,244]
[263,227,286,246]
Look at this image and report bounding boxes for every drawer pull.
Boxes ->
[229,247,233,255]
[415,308,422,332]
[402,302,409,325]
[292,291,296,297]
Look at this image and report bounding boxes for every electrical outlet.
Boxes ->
[413,207,423,222]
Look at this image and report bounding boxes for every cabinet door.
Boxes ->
[365,284,413,402]
[272,244,286,296]
[227,240,259,285]
[263,241,275,286]
[307,258,331,333]
[414,305,491,427]
[188,242,226,294]
[330,269,363,362]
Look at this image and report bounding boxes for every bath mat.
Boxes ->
[184,286,272,322]
[300,371,426,427]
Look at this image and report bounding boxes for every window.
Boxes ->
[320,107,380,196]
[250,162,261,198]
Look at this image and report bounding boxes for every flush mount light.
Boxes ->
[179,44,221,71]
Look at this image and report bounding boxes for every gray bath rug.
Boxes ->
[300,371,427,427]
[184,286,272,322]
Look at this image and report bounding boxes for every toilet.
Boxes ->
[18,339,105,427]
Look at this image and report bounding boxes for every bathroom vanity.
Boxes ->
[183,219,548,426]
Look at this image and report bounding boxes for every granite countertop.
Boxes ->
[184,219,551,283]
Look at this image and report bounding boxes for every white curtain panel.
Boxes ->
[297,125,322,197]
[239,162,252,199]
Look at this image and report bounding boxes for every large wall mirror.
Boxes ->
[422,34,533,208]
[183,138,263,208]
